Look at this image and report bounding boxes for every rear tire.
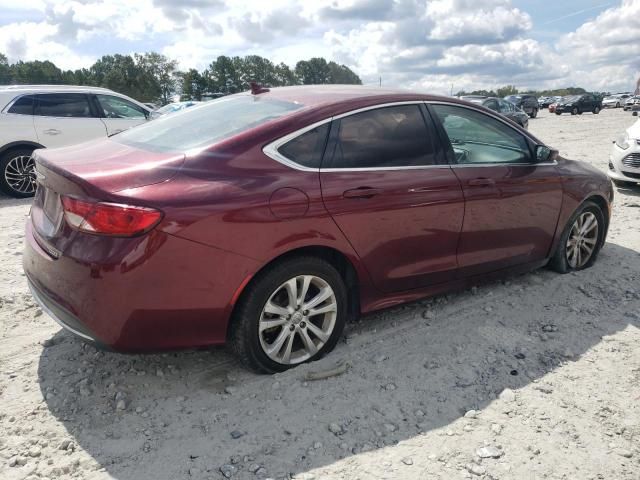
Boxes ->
[593,106,601,114]
[229,256,348,373]
[571,107,579,115]
[529,108,538,119]
[548,201,605,274]
[0,148,37,198]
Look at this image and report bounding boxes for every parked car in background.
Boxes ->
[623,96,640,111]
[504,94,538,118]
[602,95,623,108]
[609,118,640,186]
[151,101,201,118]
[23,85,612,372]
[0,85,151,197]
[538,96,557,108]
[461,96,528,129]
[143,102,158,110]
[554,94,602,115]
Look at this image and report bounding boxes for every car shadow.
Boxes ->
[37,242,639,479]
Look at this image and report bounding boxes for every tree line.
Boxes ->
[0,52,362,105]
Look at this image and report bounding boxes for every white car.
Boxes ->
[602,94,630,108]
[623,96,640,111]
[0,85,151,197]
[608,118,640,186]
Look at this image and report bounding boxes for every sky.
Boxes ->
[0,0,639,94]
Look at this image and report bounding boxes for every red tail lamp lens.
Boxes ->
[61,196,163,236]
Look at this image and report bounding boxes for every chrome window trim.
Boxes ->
[263,99,556,173]
[263,101,440,173]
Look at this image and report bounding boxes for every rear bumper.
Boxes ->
[23,220,261,351]
[27,275,103,345]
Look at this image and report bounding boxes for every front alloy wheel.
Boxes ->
[565,212,599,269]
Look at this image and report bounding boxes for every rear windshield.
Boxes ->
[116,95,303,152]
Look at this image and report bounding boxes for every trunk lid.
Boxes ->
[30,138,184,255]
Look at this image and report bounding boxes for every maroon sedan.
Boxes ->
[24,86,613,372]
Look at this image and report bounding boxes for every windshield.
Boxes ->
[116,95,304,153]
[562,95,581,102]
[505,95,521,101]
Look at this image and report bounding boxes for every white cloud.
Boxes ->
[0,0,638,93]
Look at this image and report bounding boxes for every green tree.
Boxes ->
[9,60,63,84]
[207,56,243,94]
[295,58,331,85]
[180,68,207,100]
[135,52,179,105]
[0,53,9,84]
[89,54,155,101]
[497,85,518,97]
[327,61,362,84]
[273,62,297,86]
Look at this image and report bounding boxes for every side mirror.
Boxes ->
[536,145,558,163]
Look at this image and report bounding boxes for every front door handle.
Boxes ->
[43,129,61,135]
[343,187,383,199]
[468,177,495,187]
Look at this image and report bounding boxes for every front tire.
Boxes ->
[593,106,601,114]
[529,108,538,119]
[0,148,37,198]
[229,256,348,373]
[571,107,579,115]
[549,201,605,273]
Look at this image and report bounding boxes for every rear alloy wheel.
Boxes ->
[0,148,37,198]
[230,256,347,373]
[549,201,604,273]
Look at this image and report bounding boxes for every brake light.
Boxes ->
[61,196,163,236]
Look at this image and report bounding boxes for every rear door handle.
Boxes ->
[43,129,61,135]
[343,187,383,199]
[468,177,495,187]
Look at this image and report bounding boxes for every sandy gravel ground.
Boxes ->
[1,108,639,480]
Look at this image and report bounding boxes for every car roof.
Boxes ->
[245,85,458,110]
[0,84,113,93]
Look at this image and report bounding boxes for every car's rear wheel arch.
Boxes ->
[228,246,361,339]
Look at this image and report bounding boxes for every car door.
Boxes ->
[94,94,149,135]
[429,103,563,277]
[32,93,106,148]
[320,103,465,293]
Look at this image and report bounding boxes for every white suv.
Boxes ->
[609,118,640,186]
[0,85,151,197]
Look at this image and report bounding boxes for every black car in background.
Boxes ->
[460,96,529,129]
[504,94,538,118]
[554,94,602,115]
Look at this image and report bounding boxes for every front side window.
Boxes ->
[96,95,146,119]
[7,95,34,115]
[116,95,303,153]
[485,99,499,111]
[431,104,531,165]
[278,124,330,169]
[327,105,437,169]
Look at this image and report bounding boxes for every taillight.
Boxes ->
[61,196,163,236]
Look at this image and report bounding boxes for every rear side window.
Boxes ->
[278,124,330,169]
[34,94,92,118]
[116,95,303,153]
[7,95,34,115]
[327,105,437,169]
